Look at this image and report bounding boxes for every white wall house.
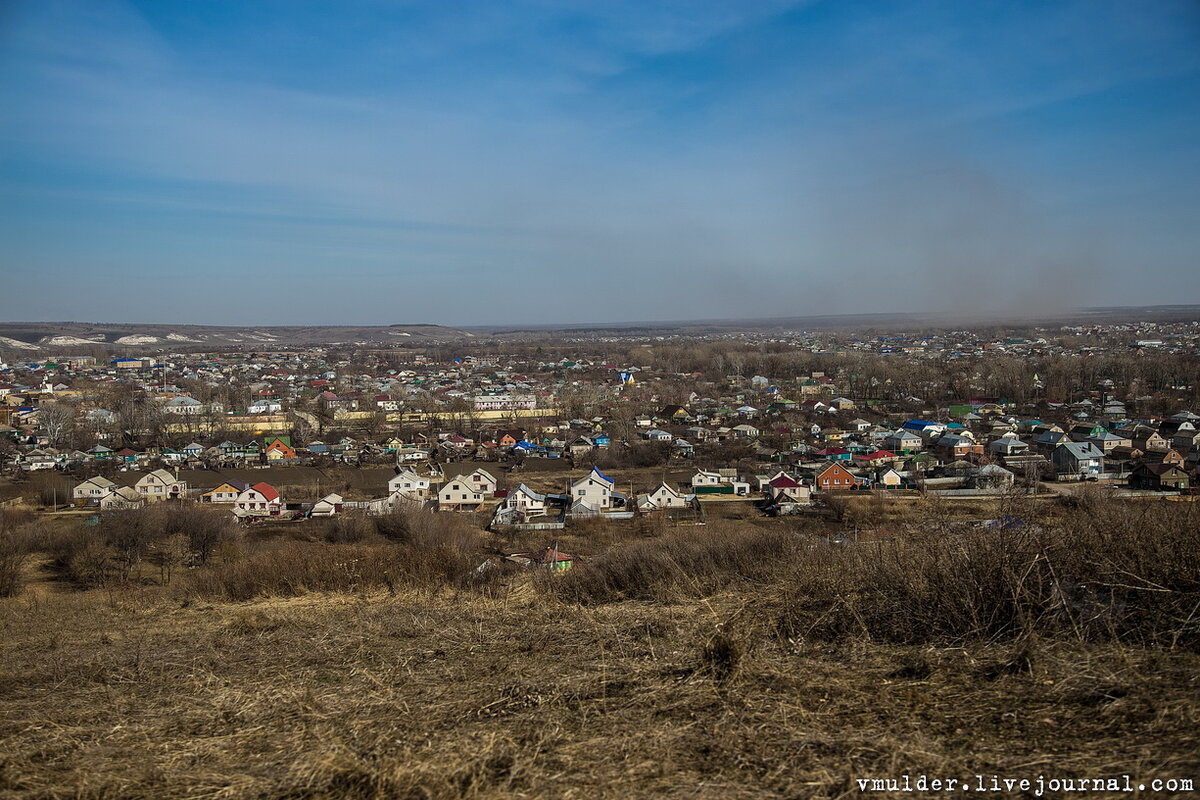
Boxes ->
[73,476,117,505]
[135,469,186,502]
[234,483,283,516]
[637,482,691,510]
[570,467,615,510]
[438,478,486,511]
[387,469,430,499]
[499,484,547,515]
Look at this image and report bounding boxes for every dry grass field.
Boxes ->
[0,494,1197,798]
[2,588,1197,800]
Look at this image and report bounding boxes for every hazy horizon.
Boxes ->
[2,1,1199,326]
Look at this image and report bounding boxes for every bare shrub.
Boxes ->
[0,533,30,597]
[543,524,801,604]
[773,496,1200,648]
[180,512,483,601]
[324,514,377,544]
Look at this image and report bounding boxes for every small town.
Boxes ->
[3,319,1199,535]
[2,1,1197,796]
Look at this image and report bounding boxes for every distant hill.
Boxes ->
[0,322,475,351]
[470,305,1200,336]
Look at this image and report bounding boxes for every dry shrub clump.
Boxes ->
[180,510,483,601]
[39,505,243,588]
[773,496,1200,648]
[0,509,45,597]
[546,497,1199,649]
[543,523,803,604]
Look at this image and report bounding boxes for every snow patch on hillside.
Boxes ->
[115,335,161,345]
[166,333,200,342]
[0,336,40,350]
[44,335,105,347]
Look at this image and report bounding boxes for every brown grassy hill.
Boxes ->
[0,496,1197,798]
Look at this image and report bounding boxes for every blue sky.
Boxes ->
[1,0,1198,326]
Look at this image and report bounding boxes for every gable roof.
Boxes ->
[248,482,280,502]
[511,483,547,502]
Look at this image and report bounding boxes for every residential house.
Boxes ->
[969,464,1015,490]
[464,468,498,495]
[873,467,903,489]
[387,469,430,499]
[1052,442,1105,480]
[73,476,117,505]
[395,447,429,464]
[101,485,144,510]
[1036,429,1071,454]
[265,438,298,461]
[655,405,692,422]
[638,482,692,510]
[200,480,248,504]
[567,436,595,457]
[135,469,186,502]
[988,437,1029,458]
[162,395,205,416]
[814,462,859,491]
[731,423,760,439]
[1172,430,1200,452]
[498,484,548,516]
[247,398,282,414]
[934,434,983,460]
[310,493,344,516]
[1131,431,1169,452]
[765,474,811,504]
[318,391,359,413]
[1129,463,1190,491]
[1088,430,1131,453]
[438,477,487,512]
[570,466,616,511]
[882,429,923,454]
[235,483,284,516]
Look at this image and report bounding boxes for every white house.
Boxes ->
[387,468,430,499]
[163,396,205,416]
[637,482,691,510]
[732,423,760,439]
[438,478,487,512]
[310,493,344,516]
[247,399,282,414]
[395,447,429,464]
[463,468,498,495]
[570,466,616,510]
[73,475,117,505]
[100,485,144,509]
[234,483,284,516]
[498,484,548,516]
[135,469,186,502]
[765,474,811,504]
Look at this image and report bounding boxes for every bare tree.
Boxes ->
[37,402,75,448]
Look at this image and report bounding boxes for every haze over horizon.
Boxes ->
[2,0,1198,327]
